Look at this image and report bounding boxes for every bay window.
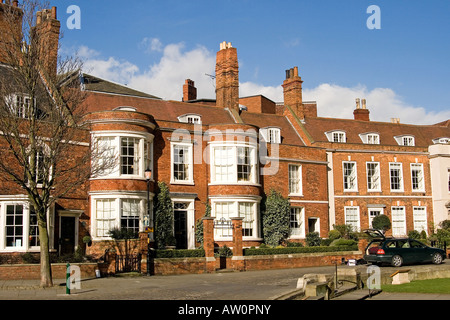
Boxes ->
[91,194,152,240]
[210,143,258,184]
[211,198,260,240]
[92,132,153,179]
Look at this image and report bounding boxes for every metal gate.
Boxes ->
[115,253,142,273]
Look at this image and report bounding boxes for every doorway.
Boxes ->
[60,216,76,255]
[174,202,188,249]
[58,210,81,256]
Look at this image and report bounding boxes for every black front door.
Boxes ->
[60,216,76,255]
[174,210,187,249]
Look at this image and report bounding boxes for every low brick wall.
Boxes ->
[0,263,99,280]
[141,251,364,276]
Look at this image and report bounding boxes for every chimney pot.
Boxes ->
[362,99,367,109]
[356,98,360,109]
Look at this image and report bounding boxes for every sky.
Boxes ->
[50,0,450,125]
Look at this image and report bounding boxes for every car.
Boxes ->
[363,229,446,267]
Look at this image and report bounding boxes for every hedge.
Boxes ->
[154,248,205,258]
[243,245,358,256]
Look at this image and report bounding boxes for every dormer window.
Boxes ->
[394,135,415,146]
[260,127,281,144]
[178,114,202,124]
[325,130,346,143]
[360,133,380,145]
[432,137,450,144]
[5,94,40,119]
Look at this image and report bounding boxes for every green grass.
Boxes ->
[381,278,450,294]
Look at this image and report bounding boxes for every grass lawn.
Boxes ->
[381,278,450,294]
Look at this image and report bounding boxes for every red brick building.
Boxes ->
[0,3,449,260]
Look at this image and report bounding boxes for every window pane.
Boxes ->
[173,145,190,181]
[289,165,301,194]
[345,207,359,231]
[392,207,406,236]
[214,147,234,182]
[214,202,234,238]
[239,202,254,237]
[6,205,24,247]
[120,137,140,175]
[390,163,403,190]
[343,162,356,191]
[290,207,304,236]
[121,199,140,234]
[96,199,116,237]
[367,163,380,191]
[237,147,251,182]
[29,206,40,247]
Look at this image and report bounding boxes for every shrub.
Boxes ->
[328,229,341,241]
[306,232,321,247]
[216,245,233,257]
[154,181,176,249]
[420,230,427,239]
[372,215,391,233]
[408,230,421,240]
[330,238,358,247]
[243,245,358,256]
[286,241,304,247]
[154,248,205,258]
[262,190,290,247]
[439,220,450,230]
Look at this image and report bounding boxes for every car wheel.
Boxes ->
[432,253,443,265]
[391,255,403,267]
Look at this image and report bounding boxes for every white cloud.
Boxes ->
[79,42,449,125]
[140,37,163,53]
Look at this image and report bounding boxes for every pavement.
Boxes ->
[0,262,450,301]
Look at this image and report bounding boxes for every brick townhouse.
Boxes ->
[0,3,449,260]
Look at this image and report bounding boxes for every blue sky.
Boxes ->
[51,0,450,124]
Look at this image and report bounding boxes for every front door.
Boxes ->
[60,216,76,255]
[174,202,188,249]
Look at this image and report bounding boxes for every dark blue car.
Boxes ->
[363,229,446,267]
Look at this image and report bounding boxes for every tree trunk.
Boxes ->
[38,221,53,287]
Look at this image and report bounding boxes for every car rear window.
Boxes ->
[367,240,383,254]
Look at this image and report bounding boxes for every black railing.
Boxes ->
[115,253,142,273]
[430,240,447,252]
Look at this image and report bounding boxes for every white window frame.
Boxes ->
[432,137,450,144]
[0,199,53,253]
[91,131,154,180]
[410,163,425,192]
[289,207,305,239]
[368,207,384,229]
[389,162,404,192]
[288,164,303,196]
[413,206,427,234]
[260,127,281,144]
[343,161,358,192]
[344,206,360,232]
[391,206,406,237]
[170,142,194,185]
[359,133,380,145]
[177,114,202,124]
[325,130,346,143]
[90,192,152,241]
[366,162,381,192]
[210,197,261,241]
[394,135,415,146]
[209,142,258,185]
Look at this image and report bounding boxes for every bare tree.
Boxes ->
[0,0,113,287]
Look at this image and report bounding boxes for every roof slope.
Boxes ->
[303,117,450,147]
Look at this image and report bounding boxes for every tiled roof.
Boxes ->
[82,73,161,100]
[303,117,450,148]
[240,111,304,146]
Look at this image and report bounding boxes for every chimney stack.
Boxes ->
[283,66,317,119]
[215,41,239,111]
[0,0,23,65]
[353,98,370,121]
[32,6,60,79]
[183,79,197,101]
